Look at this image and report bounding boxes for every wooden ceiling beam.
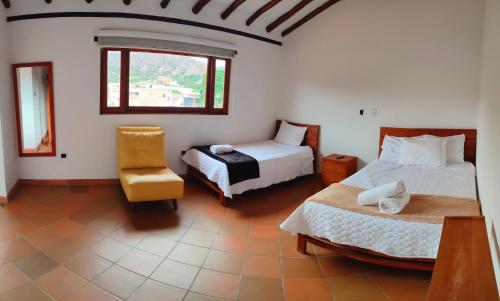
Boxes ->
[221,0,245,20]
[266,0,313,33]
[281,0,342,37]
[160,0,171,9]
[1,0,10,8]
[246,0,281,26]
[192,0,211,14]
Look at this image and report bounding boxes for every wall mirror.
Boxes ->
[12,62,56,157]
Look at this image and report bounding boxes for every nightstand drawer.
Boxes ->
[322,172,347,186]
[322,163,346,175]
[322,154,358,186]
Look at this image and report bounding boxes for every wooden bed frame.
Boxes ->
[298,127,478,272]
[187,120,320,206]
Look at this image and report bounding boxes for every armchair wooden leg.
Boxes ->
[171,199,178,210]
[297,233,308,254]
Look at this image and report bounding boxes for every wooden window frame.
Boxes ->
[100,47,231,115]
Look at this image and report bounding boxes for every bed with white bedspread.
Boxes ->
[280,159,477,259]
[280,127,480,270]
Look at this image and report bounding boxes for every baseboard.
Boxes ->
[7,180,21,200]
[19,179,120,186]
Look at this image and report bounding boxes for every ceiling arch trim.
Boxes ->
[6,11,282,46]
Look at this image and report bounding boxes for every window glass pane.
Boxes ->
[128,51,208,108]
[214,59,226,109]
[106,51,121,107]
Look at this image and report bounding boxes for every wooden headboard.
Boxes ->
[379,127,477,163]
[276,120,320,171]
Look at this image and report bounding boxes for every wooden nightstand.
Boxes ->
[322,154,357,186]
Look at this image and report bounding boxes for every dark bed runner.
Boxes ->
[193,146,260,185]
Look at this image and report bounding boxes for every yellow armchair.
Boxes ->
[117,126,184,209]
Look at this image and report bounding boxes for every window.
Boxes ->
[100,48,231,114]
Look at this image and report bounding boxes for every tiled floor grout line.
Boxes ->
[119,212,194,300]
[278,238,287,300]
[33,282,58,301]
[365,272,394,301]
[183,206,234,300]
[124,276,148,301]
[313,247,336,301]
[85,249,130,300]
[72,207,196,299]
[70,218,154,300]
[182,235,213,299]
[143,235,183,287]
[231,210,253,301]
[278,221,287,301]
[8,262,59,301]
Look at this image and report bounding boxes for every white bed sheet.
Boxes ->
[181,140,314,198]
[280,160,477,259]
[343,160,477,199]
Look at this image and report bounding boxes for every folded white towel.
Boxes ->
[357,180,406,205]
[378,193,411,215]
[210,144,234,155]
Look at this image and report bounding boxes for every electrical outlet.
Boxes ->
[61,153,67,159]
[372,108,378,117]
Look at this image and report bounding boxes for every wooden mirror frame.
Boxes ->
[12,62,56,157]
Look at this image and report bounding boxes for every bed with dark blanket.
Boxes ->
[192,146,260,185]
[181,139,315,203]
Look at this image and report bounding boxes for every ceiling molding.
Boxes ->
[246,0,281,26]
[1,0,10,8]
[192,0,211,14]
[266,0,313,33]
[160,0,171,9]
[282,0,342,37]
[221,0,246,20]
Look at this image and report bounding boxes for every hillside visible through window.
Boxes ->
[101,48,230,114]
[107,51,121,107]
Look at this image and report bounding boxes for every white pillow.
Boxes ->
[274,121,307,147]
[379,135,426,163]
[425,134,465,164]
[399,138,447,167]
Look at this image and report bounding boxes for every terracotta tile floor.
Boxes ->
[0,176,432,300]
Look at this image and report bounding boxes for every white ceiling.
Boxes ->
[4,0,339,41]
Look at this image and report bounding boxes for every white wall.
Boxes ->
[8,17,284,179]
[477,0,500,289]
[279,0,484,167]
[0,6,17,197]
